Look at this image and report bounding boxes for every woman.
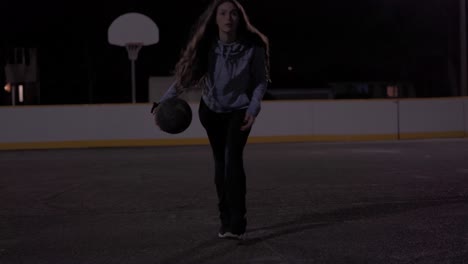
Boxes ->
[154,0,270,239]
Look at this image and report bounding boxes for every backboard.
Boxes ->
[108,12,159,47]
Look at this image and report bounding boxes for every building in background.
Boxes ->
[2,47,40,105]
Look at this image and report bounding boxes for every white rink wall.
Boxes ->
[465,99,468,135]
[251,100,398,138]
[399,98,466,139]
[0,98,467,150]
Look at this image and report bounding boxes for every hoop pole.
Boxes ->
[131,59,136,103]
[125,43,142,104]
[461,0,467,96]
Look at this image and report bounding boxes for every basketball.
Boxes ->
[155,98,192,134]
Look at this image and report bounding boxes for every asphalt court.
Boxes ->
[1,138,468,263]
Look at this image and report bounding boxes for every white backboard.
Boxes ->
[108,12,159,46]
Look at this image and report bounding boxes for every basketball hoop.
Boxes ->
[108,12,159,103]
[125,42,143,61]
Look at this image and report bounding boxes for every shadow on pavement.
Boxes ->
[159,196,468,263]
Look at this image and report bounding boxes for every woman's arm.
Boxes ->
[246,46,268,117]
[241,46,268,131]
[158,81,179,103]
[150,80,180,114]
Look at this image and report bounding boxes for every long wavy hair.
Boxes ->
[173,0,270,93]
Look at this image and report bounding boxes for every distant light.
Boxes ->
[19,85,24,103]
[287,66,293,71]
[386,85,399,97]
[4,83,11,93]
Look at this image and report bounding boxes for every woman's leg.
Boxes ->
[224,109,251,235]
[198,100,230,231]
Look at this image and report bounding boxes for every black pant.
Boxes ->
[198,99,251,234]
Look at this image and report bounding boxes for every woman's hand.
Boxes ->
[241,113,255,131]
[150,102,160,115]
[151,102,162,130]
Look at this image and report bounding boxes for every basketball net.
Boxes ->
[125,42,143,61]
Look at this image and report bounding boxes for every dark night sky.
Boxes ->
[0,0,461,104]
